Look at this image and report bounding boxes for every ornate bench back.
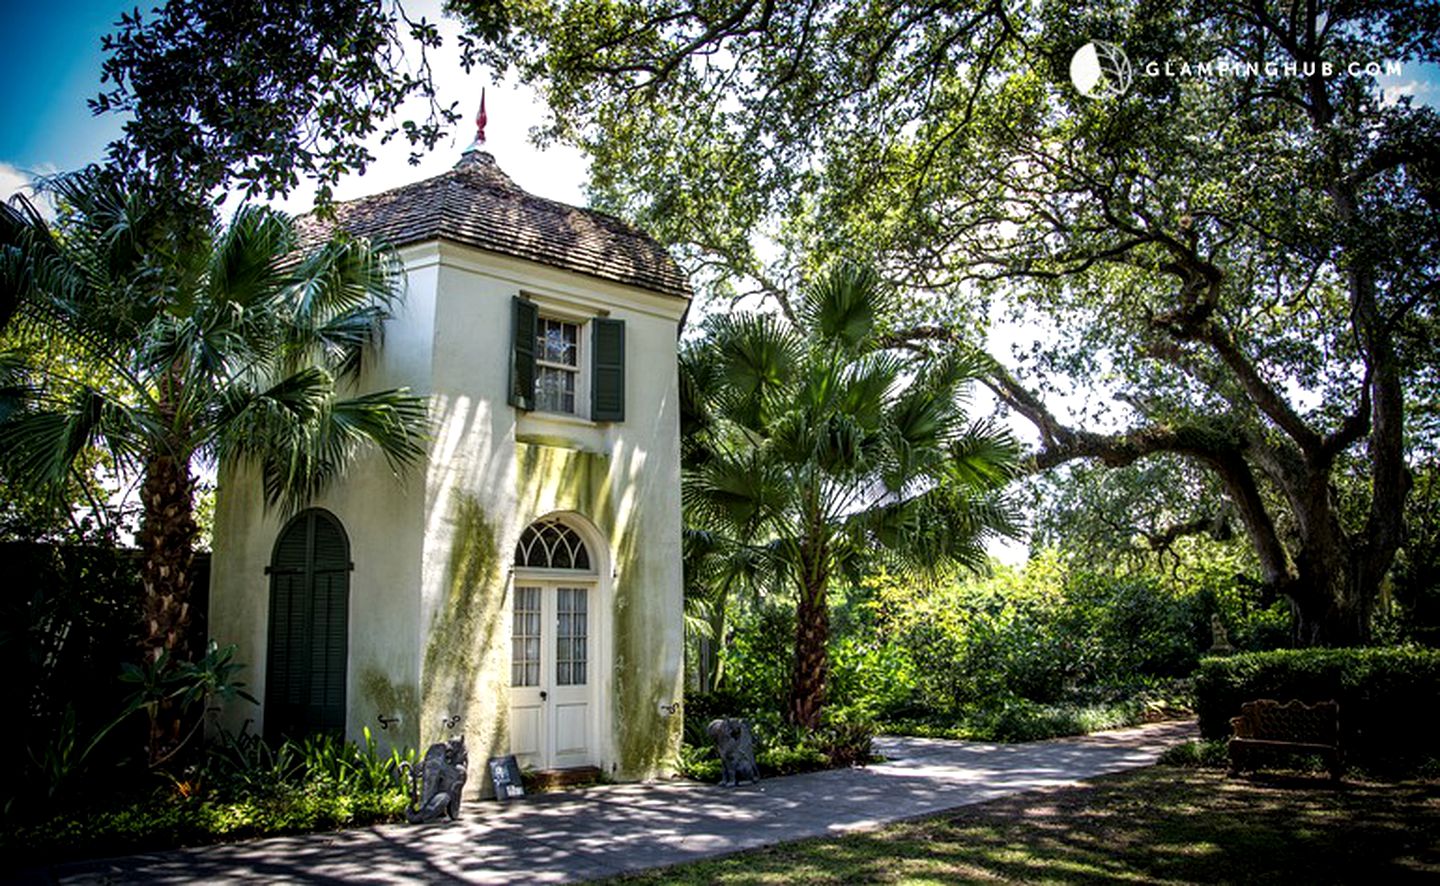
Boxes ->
[1235,699,1339,744]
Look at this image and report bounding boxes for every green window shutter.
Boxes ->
[266,509,350,741]
[591,317,625,422]
[509,296,538,410]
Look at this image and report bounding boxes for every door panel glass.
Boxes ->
[555,587,588,686]
[512,586,542,686]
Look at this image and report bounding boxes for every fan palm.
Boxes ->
[0,170,427,675]
[682,264,1022,728]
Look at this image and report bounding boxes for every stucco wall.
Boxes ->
[208,239,685,782]
[208,252,438,755]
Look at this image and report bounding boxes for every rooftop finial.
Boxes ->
[476,89,488,145]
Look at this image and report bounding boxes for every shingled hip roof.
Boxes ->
[294,151,691,300]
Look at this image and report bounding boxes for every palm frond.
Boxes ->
[0,384,149,489]
[948,420,1025,490]
[206,204,295,311]
[798,262,887,352]
[215,369,426,513]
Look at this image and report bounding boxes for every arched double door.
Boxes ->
[509,516,601,770]
[265,508,350,741]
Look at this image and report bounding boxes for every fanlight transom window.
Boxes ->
[514,519,592,571]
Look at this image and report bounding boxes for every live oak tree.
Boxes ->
[681,264,1020,726]
[90,0,514,205]
[79,1,1435,648]
[466,0,1439,646]
[0,171,427,742]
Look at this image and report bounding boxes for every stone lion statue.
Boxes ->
[707,718,759,787]
[404,737,469,823]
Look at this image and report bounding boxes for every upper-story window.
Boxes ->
[536,316,581,414]
[510,296,626,423]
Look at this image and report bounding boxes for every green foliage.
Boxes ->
[1157,740,1231,769]
[680,262,1021,724]
[678,695,877,782]
[92,0,468,205]
[118,642,260,767]
[1195,647,1440,770]
[858,554,1213,717]
[887,689,1190,744]
[2,727,413,865]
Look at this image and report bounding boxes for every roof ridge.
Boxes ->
[293,161,690,300]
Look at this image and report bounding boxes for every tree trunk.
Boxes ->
[1288,550,1375,648]
[789,575,829,730]
[136,447,198,665]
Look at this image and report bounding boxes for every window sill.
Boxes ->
[516,410,609,453]
[525,410,598,429]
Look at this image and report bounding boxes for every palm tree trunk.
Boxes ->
[135,443,198,767]
[789,576,829,729]
[789,520,830,729]
[137,446,198,664]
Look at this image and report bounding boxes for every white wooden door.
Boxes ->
[508,582,594,770]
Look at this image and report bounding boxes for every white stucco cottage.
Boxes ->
[207,141,690,786]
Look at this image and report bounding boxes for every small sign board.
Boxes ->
[488,754,525,802]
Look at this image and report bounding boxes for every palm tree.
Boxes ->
[682,264,1022,728]
[0,170,427,678]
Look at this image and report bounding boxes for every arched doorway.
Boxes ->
[509,516,602,770]
[265,508,350,741]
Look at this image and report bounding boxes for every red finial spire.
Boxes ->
[477,89,488,145]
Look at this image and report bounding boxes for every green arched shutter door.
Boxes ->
[266,509,350,741]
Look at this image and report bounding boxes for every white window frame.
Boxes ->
[533,312,589,418]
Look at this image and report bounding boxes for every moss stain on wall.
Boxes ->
[514,441,679,778]
[612,523,680,776]
[420,493,508,763]
[358,667,420,751]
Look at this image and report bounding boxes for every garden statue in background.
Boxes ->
[403,737,469,823]
[1209,615,1236,656]
[707,718,760,787]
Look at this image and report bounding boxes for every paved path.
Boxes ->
[45,720,1196,884]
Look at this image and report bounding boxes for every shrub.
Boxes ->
[0,728,411,865]
[1158,740,1230,768]
[676,699,876,780]
[1194,647,1440,770]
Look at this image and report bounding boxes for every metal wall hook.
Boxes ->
[378,714,399,730]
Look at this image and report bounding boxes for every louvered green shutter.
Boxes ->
[509,296,538,410]
[266,509,350,741]
[591,317,625,422]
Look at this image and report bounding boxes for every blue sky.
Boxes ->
[0,0,125,173]
[0,0,590,210]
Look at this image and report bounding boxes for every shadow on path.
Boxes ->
[41,720,1197,885]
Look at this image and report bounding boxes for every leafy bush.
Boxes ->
[1194,647,1440,770]
[714,603,795,714]
[1,728,412,865]
[1157,739,1231,768]
[678,696,876,781]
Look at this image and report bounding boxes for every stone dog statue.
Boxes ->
[707,718,760,787]
[402,737,469,823]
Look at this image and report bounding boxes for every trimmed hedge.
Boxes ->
[1195,647,1440,770]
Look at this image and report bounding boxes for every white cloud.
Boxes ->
[0,161,58,218]
[1,161,35,201]
[1380,77,1437,107]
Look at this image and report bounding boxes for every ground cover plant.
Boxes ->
[0,727,412,869]
[604,767,1440,884]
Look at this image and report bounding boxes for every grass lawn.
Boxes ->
[608,767,1440,884]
